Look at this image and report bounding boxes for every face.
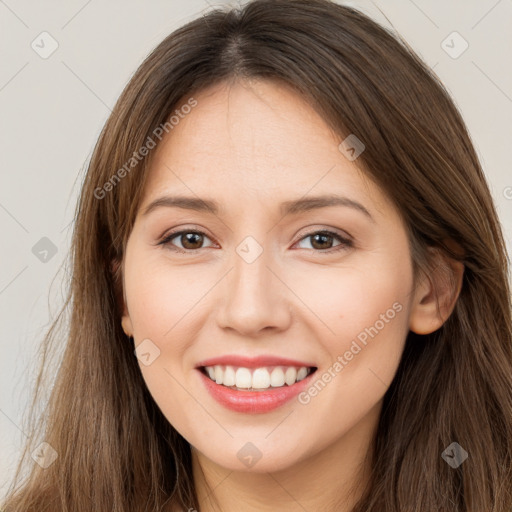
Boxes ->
[120,79,418,473]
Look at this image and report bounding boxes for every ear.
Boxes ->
[409,244,465,335]
[111,258,133,337]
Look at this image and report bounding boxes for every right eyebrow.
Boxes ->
[141,195,221,217]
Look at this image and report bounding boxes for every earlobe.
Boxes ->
[120,289,133,337]
[409,246,465,335]
[111,257,133,337]
[121,315,133,338]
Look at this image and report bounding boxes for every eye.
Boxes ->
[294,230,353,253]
[159,229,215,252]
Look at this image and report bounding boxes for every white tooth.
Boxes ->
[270,367,286,387]
[284,367,297,386]
[223,365,236,386]
[296,367,308,381]
[214,365,223,384]
[206,365,310,389]
[235,367,252,388]
[252,368,271,389]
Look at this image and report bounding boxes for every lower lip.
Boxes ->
[196,368,316,414]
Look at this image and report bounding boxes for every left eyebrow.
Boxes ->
[279,195,374,223]
[141,193,375,223]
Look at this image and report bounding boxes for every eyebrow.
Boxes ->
[141,194,375,222]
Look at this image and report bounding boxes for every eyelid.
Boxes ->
[158,224,212,242]
[292,229,353,254]
[158,226,216,249]
[294,225,353,243]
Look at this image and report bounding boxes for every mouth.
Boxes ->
[196,363,318,413]
[199,364,318,391]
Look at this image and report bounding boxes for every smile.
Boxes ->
[197,365,318,414]
[201,365,315,390]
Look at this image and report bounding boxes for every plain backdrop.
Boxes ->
[1,0,511,500]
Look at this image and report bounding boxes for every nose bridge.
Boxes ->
[233,235,271,293]
[230,234,275,306]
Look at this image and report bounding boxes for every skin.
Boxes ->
[120,78,463,512]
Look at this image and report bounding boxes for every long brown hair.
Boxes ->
[3,0,511,510]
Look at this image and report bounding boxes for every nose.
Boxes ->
[215,242,292,337]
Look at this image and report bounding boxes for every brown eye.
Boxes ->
[295,230,352,252]
[180,232,204,250]
[159,230,214,252]
[310,233,335,250]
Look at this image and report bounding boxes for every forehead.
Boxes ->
[140,79,392,219]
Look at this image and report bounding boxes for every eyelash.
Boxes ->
[158,228,353,254]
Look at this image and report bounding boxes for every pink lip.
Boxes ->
[195,354,316,369]
[196,367,317,414]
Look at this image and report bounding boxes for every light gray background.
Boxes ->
[1,0,511,499]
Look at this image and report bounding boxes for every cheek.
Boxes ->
[294,264,411,425]
[125,249,192,330]
[288,258,411,344]
[324,258,412,387]
[293,261,412,410]
[123,256,206,427]
[124,253,216,366]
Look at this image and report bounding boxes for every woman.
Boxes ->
[3,0,511,510]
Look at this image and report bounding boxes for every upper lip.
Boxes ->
[195,355,317,369]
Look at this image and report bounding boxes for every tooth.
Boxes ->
[270,367,285,387]
[223,365,236,386]
[235,367,252,388]
[252,368,271,389]
[214,365,223,385]
[204,364,312,388]
[284,367,297,386]
[296,367,308,381]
